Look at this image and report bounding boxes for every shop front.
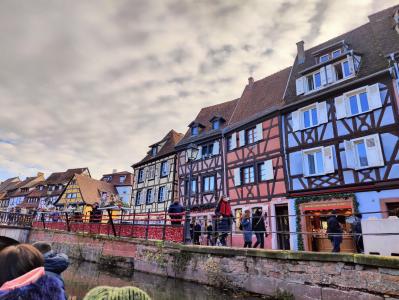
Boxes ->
[299,198,356,253]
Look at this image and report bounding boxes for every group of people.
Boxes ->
[0,242,69,299]
[168,195,269,248]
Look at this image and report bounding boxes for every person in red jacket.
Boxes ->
[214,195,234,246]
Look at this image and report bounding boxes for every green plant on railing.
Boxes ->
[83,286,151,300]
[294,193,357,251]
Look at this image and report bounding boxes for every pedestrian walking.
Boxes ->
[327,210,343,253]
[90,202,102,223]
[352,213,364,253]
[252,209,266,248]
[214,195,234,246]
[167,199,184,225]
[241,208,252,248]
[206,222,214,246]
[193,220,201,245]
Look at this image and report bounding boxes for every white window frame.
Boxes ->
[203,175,215,193]
[158,186,165,202]
[319,54,329,63]
[242,166,255,184]
[136,191,142,205]
[146,189,153,204]
[303,147,325,177]
[306,70,322,92]
[333,59,353,82]
[300,103,319,129]
[138,169,144,183]
[160,161,169,177]
[345,86,370,116]
[119,175,126,183]
[332,49,341,58]
[349,134,384,170]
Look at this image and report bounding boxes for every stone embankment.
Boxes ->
[29,229,399,300]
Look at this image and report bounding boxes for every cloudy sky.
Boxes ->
[0,0,397,181]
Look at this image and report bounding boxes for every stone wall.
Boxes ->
[28,229,399,300]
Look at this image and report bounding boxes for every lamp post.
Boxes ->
[184,143,199,244]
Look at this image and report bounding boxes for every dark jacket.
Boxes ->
[327,215,343,239]
[168,202,184,224]
[0,273,66,300]
[252,215,266,232]
[90,207,102,223]
[44,251,69,276]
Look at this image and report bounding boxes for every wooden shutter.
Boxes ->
[291,110,301,131]
[317,101,328,124]
[365,134,384,168]
[255,123,263,141]
[230,132,237,150]
[325,64,334,84]
[323,146,335,174]
[296,76,305,95]
[264,160,274,180]
[234,168,241,186]
[334,95,347,119]
[239,130,245,147]
[196,145,202,160]
[212,141,220,155]
[367,83,382,110]
[344,140,357,169]
[301,151,309,177]
[320,67,327,86]
[347,55,355,75]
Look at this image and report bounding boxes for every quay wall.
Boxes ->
[28,229,399,300]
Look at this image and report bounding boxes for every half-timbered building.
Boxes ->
[224,69,292,249]
[131,130,183,214]
[282,5,399,252]
[175,99,239,223]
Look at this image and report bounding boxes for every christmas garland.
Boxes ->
[294,193,358,251]
[190,202,217,212]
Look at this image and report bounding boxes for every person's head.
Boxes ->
[331,209,337,216]
[83,286,151,300]
[355,213,362,219]
[93,202,99,208]
[32,242,52,255]
[244,209,250,218]
[255,209,262,216]
[219,195,228,203]
[0,244,44,286]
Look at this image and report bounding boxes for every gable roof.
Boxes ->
[228,67,292,127]
[74,174,118,206]
[284,4,399,104]
[133,130,184,167]
[100,171,133,186]
[0,177,21,193]
[9,174,45,197]
[45,168,89,185]
[177,98,239,147]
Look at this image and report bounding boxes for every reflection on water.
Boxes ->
[63,260,265,300]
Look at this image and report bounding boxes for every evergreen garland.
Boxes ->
[294,193,358,251]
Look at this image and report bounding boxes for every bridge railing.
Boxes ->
[30,209,185,243]
[0,211,33,228]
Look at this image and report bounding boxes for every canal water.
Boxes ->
[63,260,266,300]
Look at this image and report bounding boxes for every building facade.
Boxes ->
[101,171,133,206]
[282,5,399,252]
[132,130,183,214]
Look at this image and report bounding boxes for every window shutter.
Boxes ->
[291,110,301,131]
[196,145,202,160]
[264,159,274,180]
[301,151,309,177]
[320,67,327,86]
[255,123,263,141]
[365,134,384,168]
[239,130,245,147]
[323,146,335,174]
[367,83,382,110]
[347,55,355,75]
[212,141,220,155]
[317,101,328,124]
[234,168,241,186]
[344,140,357,169]
[230,132,237,149]
[325,64,334,84]
[296,76,305,95]
[334,95,347,119]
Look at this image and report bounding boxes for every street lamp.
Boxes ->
[184,143,199,244]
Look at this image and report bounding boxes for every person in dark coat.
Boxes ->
[32,242,69,283]
[206,223,214,246]
[0,244,66,300]
[327,210,343,253]
[168,199,184,225]
[241,209,252,248]
[252,209,266,248]
[352,213,364,253]
[215,195,234,246]
[193,221,202,245]
[90,203,102,223]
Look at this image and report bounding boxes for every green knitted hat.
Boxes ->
[83,286,151,300]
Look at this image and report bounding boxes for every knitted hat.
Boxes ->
[83,286,151,300]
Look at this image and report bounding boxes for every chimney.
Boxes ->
[296,40,305,64]
[37,172,44,177]
[112,169,117,174]
[248,77,254,88]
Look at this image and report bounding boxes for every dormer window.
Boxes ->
[191,126,199,136]
[318,49,342,63]
[151,146,157,156]
[212,120,220,130]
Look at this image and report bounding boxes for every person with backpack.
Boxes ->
[252,208,266,248]
[214,195,234,246]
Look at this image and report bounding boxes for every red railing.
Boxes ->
[31,210,185,243]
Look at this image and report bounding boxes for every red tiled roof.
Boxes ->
[45,168,89,185]
[74,174,118,206]
[133,130,184,166]
[0,177,21,193]
[100,171,133,186]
